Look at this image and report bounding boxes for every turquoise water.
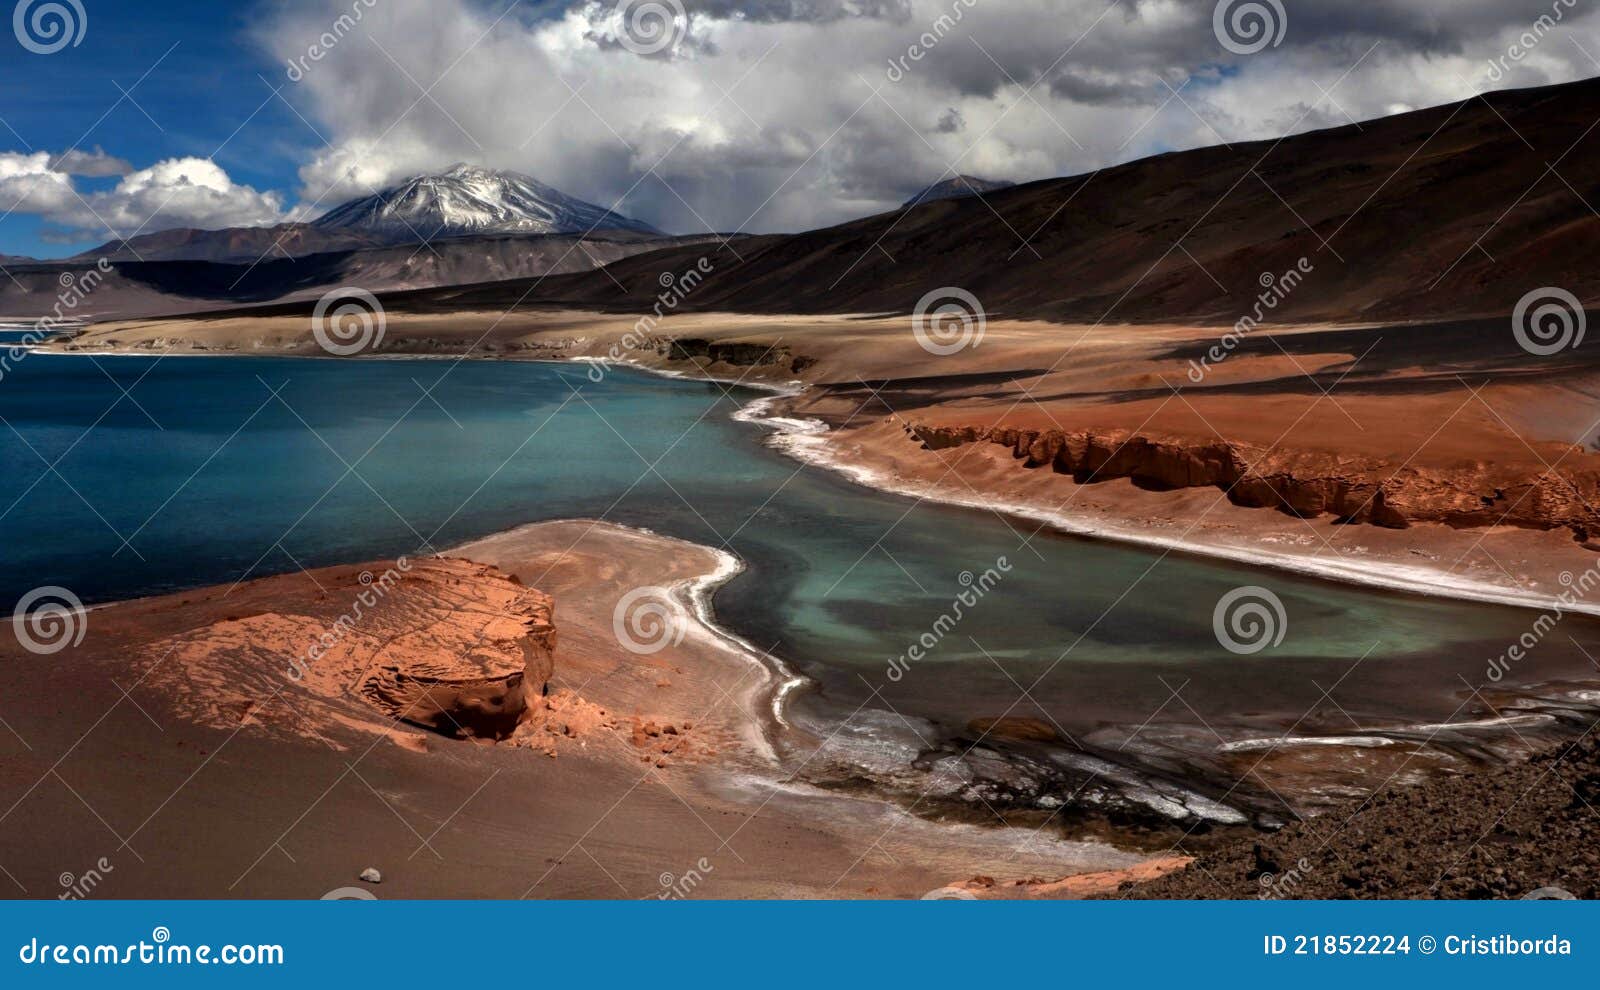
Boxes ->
[3,354,1596,817]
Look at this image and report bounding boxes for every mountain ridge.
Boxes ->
[902,175,1015,208]
[312,164,662,241]
[50,166,663,265]
[364,75,1600,327]
[0,231,737,321]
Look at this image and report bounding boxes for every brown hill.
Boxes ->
[73,222,390,263]
[0,231,735,321]
[368,75,1600,326]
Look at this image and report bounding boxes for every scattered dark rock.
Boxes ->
[1134,738,1600,899]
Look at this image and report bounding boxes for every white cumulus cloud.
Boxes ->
[0,151,289,242]
[16,0,1600,244]
[254,0,1600,235]
[87,158,289,233]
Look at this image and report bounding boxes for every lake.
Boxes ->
[3,353,1595,824]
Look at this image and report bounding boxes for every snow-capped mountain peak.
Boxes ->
[312,165,662,241]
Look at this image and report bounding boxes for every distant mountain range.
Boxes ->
[61,165,661,265]
[0,166,681,319]
[15,76,1600,329]
[902,175,1015,208]
[75,224,387,265]
[0,230,735,322]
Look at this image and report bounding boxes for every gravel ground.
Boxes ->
[1132,736,1600,899]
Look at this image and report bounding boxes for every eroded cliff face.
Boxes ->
[143,557,558,742]
[350,558,557,737]
[909,424,1600,538]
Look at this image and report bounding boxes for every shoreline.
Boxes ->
[731,396,1600,620]
[19,330,1600,893]
[31,340,1597,618]
[0,518,1142,897]
[434,519,1146,891]
[452,519,810,755]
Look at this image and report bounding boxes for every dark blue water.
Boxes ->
[3,354,1595,814]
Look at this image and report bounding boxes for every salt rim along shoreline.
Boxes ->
[447,519,1148,874]
[24,341,1600,855]
[25,342,1600,616]
[728,392,1600,621]
[451,519,808,764]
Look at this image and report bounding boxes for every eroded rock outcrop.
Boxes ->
[143,557,557,742]
[909,423,1600,537]
[350,558,556,737]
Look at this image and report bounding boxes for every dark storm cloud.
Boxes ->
[895,0,1591,117]
[1047,67,1154,107]
[1273,0,1587,54]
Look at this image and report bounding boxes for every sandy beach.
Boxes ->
[0,518,1147,898]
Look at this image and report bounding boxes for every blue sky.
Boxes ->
[1,1,301,257]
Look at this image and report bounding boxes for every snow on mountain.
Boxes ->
[312,164,662,241]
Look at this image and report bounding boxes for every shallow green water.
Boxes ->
[2,354,1594,817]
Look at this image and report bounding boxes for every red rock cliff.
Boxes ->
[909,423,1600,538]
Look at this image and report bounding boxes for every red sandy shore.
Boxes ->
[0,519,1144,899]
[32,306,1600,898]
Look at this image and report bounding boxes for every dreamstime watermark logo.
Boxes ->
[1,257,111,384]
[1213,0,1286,55]
[17,927,286,966]
[284,0,378,82]
[12,585,87,655]
[587,257,713,382]
[288,560,411,681]
[1521,885,1576,900]
[0,327,50,383]
[1486,0,1579,83]
[1212,585,1287,655]
[1257,857,1314,900]
[885,0,978,82]
[912,287,986,356]
[886,558,1011,682]
[12,0,86,55]
[613,0,686,56]
[921,886,978,900]
[312,287,386,356]
[1187,257,1312,383]
[1487,557,1600,682]
[1512,286,1586,356]
[612,586,688,655]
[320,886,378,900]
[656,857,714,899]
[58,857,114,900]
